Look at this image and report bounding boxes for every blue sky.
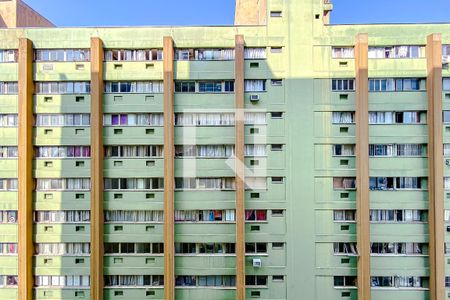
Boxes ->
[25,0,450,27]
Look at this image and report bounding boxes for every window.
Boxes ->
[175,178,235,190]
[245,243,267,254]
[0,50,17,62]
[368,46,425,59]
[196,49,235,60]
[104,243,162,254]
[198,81,222,93]
[105,145,163,158]
[0,82,18,94]
[369,144,424,157]
[444,111,450,123]
[35,114,90,126]
[105,49,163,61]
[245,80,266,92]
[334,276,357,287]
[333,243,357,255]
[36,179,91,191]
[0,211,17,223]
[333,210,356,222]
[369,111,422,124]
[333,177,356,190]
[332,47,354,59]
[270,11,282,17]
[271,79,283,86]
[245,177,267,190]
[244,48,266,59]
[245,145,267,156]
[0,179,18,191]
[34,211,90,223]
[104,81,163,93]
[175,81,195,93]
[36,146,91,158]
[371,276,426,288]
[175,145,234,158]
[35,243,90,255]
[175,113,234,126]
[370,177,423,190]
[331,79,355,91]
[104,178,164,191]
[175,243,235,254]
[370,209,427,223]
[104,275,163,287]
[443,78,450,91]
[35,275,90,287]
[35,49,90,62]
[104,210,163,223]
[332,112,354,124]
[35,82,90,94]
[370,243,425,255]
[176,275,235,287]
[103,113,163,126]
[245,210,267,222]
[175,210,235,222]
[246,276,268,286]
[333,145,355,156]
[0,243,17,255]
[271,47,282,53]
[0,114,18,127]
[369,78,424,91]
[0,276,18,287]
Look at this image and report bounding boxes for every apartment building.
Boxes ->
[0,0,449,299]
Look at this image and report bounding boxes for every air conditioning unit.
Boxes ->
[252,258,262,268]
[250,94,260,102]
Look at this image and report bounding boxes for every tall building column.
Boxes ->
[355,33,371,300]
[163,36,175,300]
[426,33,445,300]
[18,37,34,300]
[90,37,104,300]
[235,34,246,300]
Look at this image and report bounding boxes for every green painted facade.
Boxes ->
[0,0,450,299]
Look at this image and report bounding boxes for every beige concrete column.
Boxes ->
[90,37,104,300]
[163,36,175,300]
[355,33,371,300]
[18,37,33,300]
[426,33,445,300]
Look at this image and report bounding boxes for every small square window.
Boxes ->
[272,242,284,249]
[271,209,284,216]
[271,112,283,118]
[250,62,259,68]
[271,177,283,183]
[271,47,283,53]
[271,144,283,151]
[271,79,283,86]
[250,128,259,134]
[271,11,282,17]
[250,193,260,199]
[272,275,284,282]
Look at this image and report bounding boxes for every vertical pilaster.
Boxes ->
[427,33,444,300]
[235,34,246,300]
[90,37,104,300]
[163,36,175,300]
[355,33,371,300]
[18,37,33,300]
